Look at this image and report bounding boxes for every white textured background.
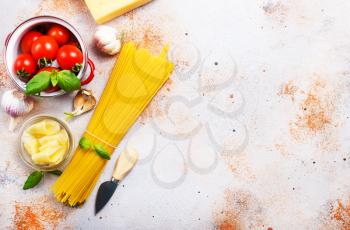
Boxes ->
[1,0,350,229]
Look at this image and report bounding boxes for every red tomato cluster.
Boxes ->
[14,24,83,88]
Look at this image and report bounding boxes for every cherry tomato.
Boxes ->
[39,66,60,93]
[66,40,79,47]
[57,45,83,71]
[13,54,37,82]
[20,31,42,53]
[31,36,59,61]
[39,66,58,72]
[47,25,71,46]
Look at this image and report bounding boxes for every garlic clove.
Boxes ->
[1,89,34,131]
[74,89,96,111]
[65,89,96,120]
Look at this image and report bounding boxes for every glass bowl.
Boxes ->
[18,114,75,171]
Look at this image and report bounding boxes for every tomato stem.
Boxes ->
[16,69,31,82]
[37,58,52,69]
[72,63,82,73]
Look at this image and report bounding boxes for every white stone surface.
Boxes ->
[1,0,350,229]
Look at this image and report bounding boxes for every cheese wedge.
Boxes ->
[84,0,153,24]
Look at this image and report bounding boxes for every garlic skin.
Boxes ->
[93,26,121,55]
[1,89,34,131]
[64,89,96,120]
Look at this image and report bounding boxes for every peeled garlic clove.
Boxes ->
[65,89,96,120]
[74,89,96,113]
[1,89,34,131]
[93,25,122,55]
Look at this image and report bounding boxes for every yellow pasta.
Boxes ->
[52,42,173,206]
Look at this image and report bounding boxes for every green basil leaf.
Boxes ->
[51,71,58,87]
[79,136,92,151]
[48,170,62,176]
[25,71,51,95]
[57,70,81,92]
[23,171,43,190]
[93,144,111,160]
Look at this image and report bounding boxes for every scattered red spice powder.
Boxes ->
[263,1,287,15]
[303,94,330,131]
[274,143,289,156]
[288,79,337,144]
[214,189,266,230]
[117,7,167,54]
[262,1,289,24]
[125,10,136,20]
[0,61,13,88]
[142,26,162,48]
[222,152,256,181]
[123,23,164,53]
[139,94,168,122]
[35,0,88,16]
[214,189,243,229]
[218,220,238,230]
[13,196,68,230]
[164,79,173,92]
[174,60,190,71]
[292,92,332,133]
[330,200,350,229]
[278,81,298,101]
[14,204,44,230]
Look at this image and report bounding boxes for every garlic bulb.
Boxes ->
[93,26,122,55]
[1,89,34,131]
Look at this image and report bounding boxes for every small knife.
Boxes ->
[95,148,139,215]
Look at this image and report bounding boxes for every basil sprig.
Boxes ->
[50,71,58,87]
[93,144,111,160]
[57,70,81,92]
[79,137,111,160]
[23,171,43,190]
[25,71,51,95]
[25,70,81,95]
[48,170,63,176]
[23,170,63,190]
[79,136,92,151]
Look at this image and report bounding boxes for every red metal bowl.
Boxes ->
[4,16,95,97]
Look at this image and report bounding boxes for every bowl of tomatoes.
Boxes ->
[4,16,95,97]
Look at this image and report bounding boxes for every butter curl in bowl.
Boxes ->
[18,114,74,171]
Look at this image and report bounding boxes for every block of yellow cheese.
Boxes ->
[84,0,153,24]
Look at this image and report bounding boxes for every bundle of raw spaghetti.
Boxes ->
[52,42,173,206]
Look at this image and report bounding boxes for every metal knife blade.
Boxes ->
[94,148,139,215]
[95,178,119,215]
